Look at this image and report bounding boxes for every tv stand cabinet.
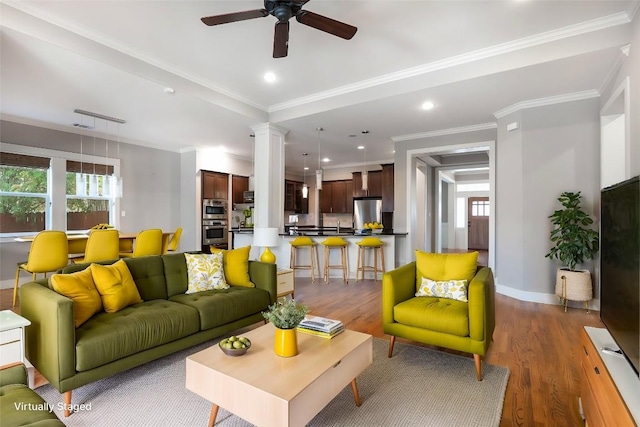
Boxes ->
[580,327,639,426]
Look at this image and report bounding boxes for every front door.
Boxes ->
[468,197,489,250]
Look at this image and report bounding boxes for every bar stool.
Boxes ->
[356,236,385,282]
[321,237,349,284]
[289,237,320,283]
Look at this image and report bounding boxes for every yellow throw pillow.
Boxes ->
[50,268,102,327]
[214,245,254,288]
[415,251,478,291]
[91,260,143,313]
[184,253,229,293]
[416,277,468,302]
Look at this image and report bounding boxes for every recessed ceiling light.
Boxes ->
[264,72,277,83]
[163,87,175,94]
[322,157,330,163]
[304,166,309,170]
[421,101,435,110]
[357,146,365,150]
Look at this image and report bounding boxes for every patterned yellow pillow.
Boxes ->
[416,277,468,302]
[185,253,229,294]
[50,267,102,327]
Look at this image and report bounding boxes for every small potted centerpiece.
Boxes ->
[263,299,309,357]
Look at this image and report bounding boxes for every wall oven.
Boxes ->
[203,199,227,219]
[202,220,228,246]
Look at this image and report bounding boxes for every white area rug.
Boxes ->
[37,338,509,426]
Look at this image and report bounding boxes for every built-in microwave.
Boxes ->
[203,199,227,219]
[202,220,228,245]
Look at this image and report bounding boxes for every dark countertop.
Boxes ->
[230,227,407,236]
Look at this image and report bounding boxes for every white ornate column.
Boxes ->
[250,123,288,229]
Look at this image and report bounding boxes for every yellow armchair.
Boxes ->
[382,251,495,380]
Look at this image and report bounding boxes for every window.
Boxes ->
[1,146,119,235]
[0,153,50,233]
[457,183,490,192]
[471,199,490,217]
[456,197,465,228]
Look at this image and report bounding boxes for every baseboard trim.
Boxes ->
[496,281,601,311]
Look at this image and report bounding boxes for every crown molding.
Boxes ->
[494,90,599,118]
[269,12,631,113]
[620,44,631,57]
[598,45,630,95]
[392,123,497,143]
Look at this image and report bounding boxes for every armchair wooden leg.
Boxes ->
[63,390,72,417]
[388,336,395,358]
[474,354,482,381]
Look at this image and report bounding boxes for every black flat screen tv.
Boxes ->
[600,175,640,377]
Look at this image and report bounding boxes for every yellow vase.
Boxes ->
[274,327,298,357]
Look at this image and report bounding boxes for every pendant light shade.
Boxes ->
[316,127,323,190]
[302,153,308,199]
[362,170,369,191]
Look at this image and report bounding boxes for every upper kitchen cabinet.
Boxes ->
[352,170,382,198]
[284,180,308,213]
[202,170,229,200]
[321,180,353,213]
[232,175,249,206]
[381,164,394,212]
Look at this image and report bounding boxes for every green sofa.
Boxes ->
[382,255,495,380]
[0,363,64,427]
[19,252,277,416]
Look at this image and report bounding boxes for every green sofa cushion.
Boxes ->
[163,253,189,297]
[169,287,271,331]
[75,300,199,371]
[394,297,470,337]
[122,256,168,301]
[0,384,65,427]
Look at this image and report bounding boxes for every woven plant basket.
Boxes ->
[555,269,592,302]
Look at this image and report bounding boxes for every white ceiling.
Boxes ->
[1,0,637,173]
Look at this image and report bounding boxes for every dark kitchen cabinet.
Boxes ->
[352,170,382,198]
[321,180,352,213]
[232,175,249,206]
[381,164,394,212]
[202,170,229,200]
[284,180,308,213]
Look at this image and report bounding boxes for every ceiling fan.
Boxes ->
[201,1,357,58]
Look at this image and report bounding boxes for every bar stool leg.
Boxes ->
[324,246,329,283]
[309,246,315,283]
[342,246,348,284]
[373,247,378,282]
[315,246,321,282]
[380,246,386,275]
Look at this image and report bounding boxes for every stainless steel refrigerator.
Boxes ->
[353,197,382,232]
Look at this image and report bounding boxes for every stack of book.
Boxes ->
[297,316,344,339]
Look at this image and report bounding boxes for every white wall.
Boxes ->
[495,99,601,307]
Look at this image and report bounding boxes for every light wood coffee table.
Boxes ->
[186,323,372,427]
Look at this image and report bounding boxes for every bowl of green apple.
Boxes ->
[219,336,251,356]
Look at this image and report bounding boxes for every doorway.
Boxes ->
[468,197,489,250]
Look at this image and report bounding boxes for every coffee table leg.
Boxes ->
[350,378,362,407]
[208,404,219,427]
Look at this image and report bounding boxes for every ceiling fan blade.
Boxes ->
[201,9,268,26]
[295,10,357,40]
[273,21,290,58]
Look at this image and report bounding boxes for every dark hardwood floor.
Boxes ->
[3,274,603,426]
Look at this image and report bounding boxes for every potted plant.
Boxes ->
[263,299,309,357]
[545,191,599,312]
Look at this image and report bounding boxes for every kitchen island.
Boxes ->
[230,229,406,281]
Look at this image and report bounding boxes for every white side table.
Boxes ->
[0,310,34,388]
[276,268,295,300]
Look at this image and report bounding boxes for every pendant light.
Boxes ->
[361,130,369,192]
[89,118,99,197]
[315,127,323,190]
[76,113,87,196]
[302,153,309,199]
